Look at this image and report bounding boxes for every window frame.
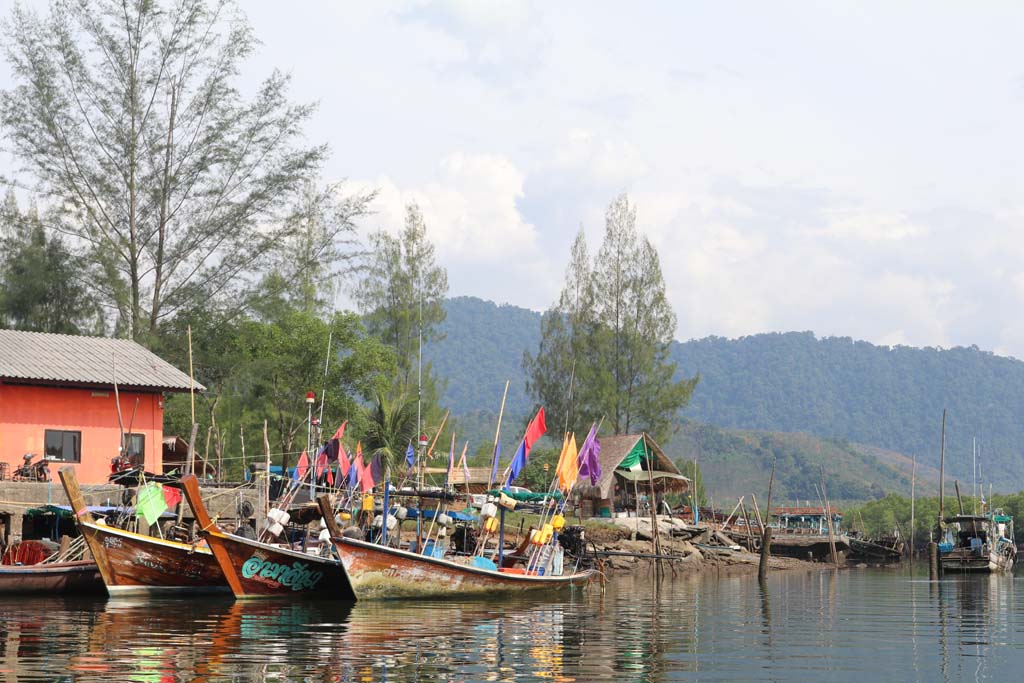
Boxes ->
[124,433,145,465]
[43,429,82,463]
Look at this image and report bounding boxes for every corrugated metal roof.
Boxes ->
[0,329,203,392]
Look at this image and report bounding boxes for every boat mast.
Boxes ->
[937,409,946,540]
[416,278,423,489]
[972,436,977,515]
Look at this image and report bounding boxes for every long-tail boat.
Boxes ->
[0,537,103,595]
[58,467,228,596]
[318,497,593,599]
[181,474,357,600]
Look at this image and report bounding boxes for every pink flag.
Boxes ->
[295,450,309,481]
[332,420,347,441]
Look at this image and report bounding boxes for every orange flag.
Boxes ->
[558,433,579,493]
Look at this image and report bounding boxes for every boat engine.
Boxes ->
[558,525,587,559]
[450,524,478,555]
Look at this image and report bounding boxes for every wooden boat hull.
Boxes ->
[179,474,355,600]
[79,522,229,596]
[334,536,594,599]
[202,531,356,600]
[0,560,104,595]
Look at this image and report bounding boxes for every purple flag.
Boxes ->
[577,426,602,485]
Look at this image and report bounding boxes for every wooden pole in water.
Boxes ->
[929,540,939,580]
[954,480,964,516]
[759,458,777,579]
[909,454,916,561]
[646,443,660,557]
[820,466,840,567]
[938,408,946,539]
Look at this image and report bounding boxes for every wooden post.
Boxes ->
[938,408,946,539]
[954,480,964,516]
[759,526,773,580]
[240,426,247,476]
[317,495,342,539]
[262,420,271,523]
[750,493,765,533]
[487,381,510,491]
[929,540,939,580]
[646,447,660,557]
[187,324,196,425]
[176,422,201,527]
[909,453,916,561]
[820,466,840,567]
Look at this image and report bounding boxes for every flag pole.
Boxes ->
[488,381,510,491]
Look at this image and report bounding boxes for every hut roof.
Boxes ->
[590,433,687,499]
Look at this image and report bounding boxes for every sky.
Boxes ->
[4,2,1024,357]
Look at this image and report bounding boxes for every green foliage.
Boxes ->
[355,204,448,389]
[361,392,419,475]
[1,0,331,340]
[160,308,396,479]
[0,192,102,334]
[847,491,1024,547]
[524,196,698,444]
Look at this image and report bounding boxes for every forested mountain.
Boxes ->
[429,296,1024,490]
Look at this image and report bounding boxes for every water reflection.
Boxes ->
[0,570,1023,681]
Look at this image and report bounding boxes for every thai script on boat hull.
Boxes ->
[241,556,324,591]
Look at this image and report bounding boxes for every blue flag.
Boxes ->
[490,437,501,484]
[507,441,527,485]
[348,459,359,488]
[405,441,415,469]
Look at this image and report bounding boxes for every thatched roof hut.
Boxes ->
[581,432,688,500]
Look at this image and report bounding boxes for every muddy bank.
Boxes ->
[582,521,826,576]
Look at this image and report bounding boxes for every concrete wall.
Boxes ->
[0,480,260,544]
[0,384,163,484]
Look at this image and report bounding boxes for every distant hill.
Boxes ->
[428,296,1024,490]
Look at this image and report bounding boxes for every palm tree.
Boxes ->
[362,391,419,477]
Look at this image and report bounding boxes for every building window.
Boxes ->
[44,430,81,463]
[125,433,145,466]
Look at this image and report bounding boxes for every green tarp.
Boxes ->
[618,438,651,470]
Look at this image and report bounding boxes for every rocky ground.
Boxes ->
[581,517,827,576]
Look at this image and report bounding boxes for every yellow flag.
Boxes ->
[558,433,579,492]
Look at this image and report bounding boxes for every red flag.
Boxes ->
[338,442,351,477]
[523,407,547,454]
[325,463,335,487]
[296,450,309,480]
[332,420,347,441]
[360,450,375,493]
[162,485,182,509]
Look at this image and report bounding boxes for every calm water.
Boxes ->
[1,568,1022,682]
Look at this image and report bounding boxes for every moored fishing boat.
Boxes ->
[319,497,593,599]
[181,474,356,600]
[939,512,1016,573]
[0,537,104,595]
[58,467,228,596]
